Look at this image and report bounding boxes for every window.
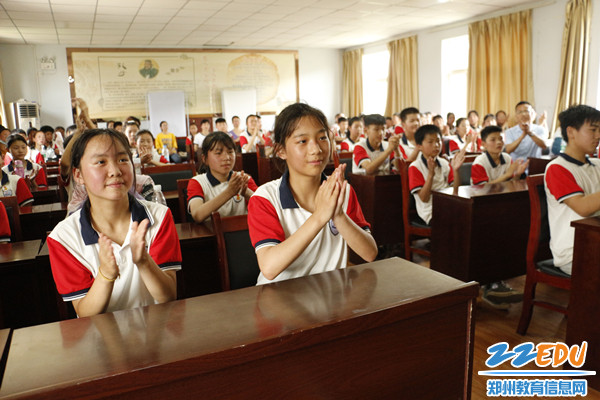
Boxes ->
[362,49,390,115]
[441,35,469,119]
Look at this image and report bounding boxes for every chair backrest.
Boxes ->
[398,161,414,226]
[526,174,552,262]
[0,196,22,242]
[142,163,196,192]
[442,137,451,156]
[176,137,187,152]
[332,149,340,168]
[211,212,260,291]
[458,162,472,186]
[177,178,192,223]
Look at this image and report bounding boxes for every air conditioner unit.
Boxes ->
[8,101,40,130]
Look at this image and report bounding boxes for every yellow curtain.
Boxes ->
[0,67,6,127]
[467,10,532,119]
[342,48,363,117]
[551,0,591,134]
[385,36,418,117]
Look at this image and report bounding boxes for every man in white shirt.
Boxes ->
[504,101,548,161]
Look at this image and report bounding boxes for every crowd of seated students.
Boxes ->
[329,99,600,308]
[2,95,597,323]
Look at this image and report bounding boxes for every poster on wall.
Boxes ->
[68,49,299,119]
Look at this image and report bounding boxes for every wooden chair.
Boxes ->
[211,212,260,291]
[141,163,196,192]
[398,161,431,261]
[458,162,472,185]
[0,196,22,242]
[337,151,353,182]
[176,137,190,162]
[517,174,570,335]
[176,178,192,223]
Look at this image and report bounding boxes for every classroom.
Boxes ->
[0,0,599,398]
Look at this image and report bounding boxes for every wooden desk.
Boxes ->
[31,185,60,205]
[527,155,555,175]
[566,217,600,390]
[175,222,220,299]
[350,173,403,247]
[431,180,530,284]
[46,173,58,186]
[19,202,68,240]
[0,258,478,400]
[0,240,62,329]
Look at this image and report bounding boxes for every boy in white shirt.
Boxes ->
[545,104,600,275]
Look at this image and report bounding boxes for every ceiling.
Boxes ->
[0,0,543,49]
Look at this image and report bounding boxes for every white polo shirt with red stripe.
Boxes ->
[239,131,259,153]
[409,155,454,224]
[187,170,258,217]
[47,196,182,313]
[3,159,47,187]
[0,170,33,206]
[248,170,371,285]
[398,135,417,160]
[471,152,512,184]
[340,137,358,152]
[545,153,600,274]
[449,134,481,154]
[0,202,10,242]
[352,138,394,174]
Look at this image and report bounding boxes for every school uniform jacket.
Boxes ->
[47,196,182,313]
[187,170,258,217]
[0,170,34,206]
[2,159,47,187]
[470,152,512,184]
[545,154,600,273]
[248,170,370,285]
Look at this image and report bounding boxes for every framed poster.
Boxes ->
[67,48,299,120]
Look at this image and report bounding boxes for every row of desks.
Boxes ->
[0,258,479,399]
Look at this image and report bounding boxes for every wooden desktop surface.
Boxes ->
[567,216,600,390]
[0,258,479,400]
[0,240,40,265]
[431,180,529,284]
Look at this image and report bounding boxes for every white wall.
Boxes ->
[0,44,72,128]
[297,48,343,123]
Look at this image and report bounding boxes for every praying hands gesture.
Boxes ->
[226,171,251,198]
[314,165,344,226]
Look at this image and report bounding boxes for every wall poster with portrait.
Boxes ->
[67,48,299,120]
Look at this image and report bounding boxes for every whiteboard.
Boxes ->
[221,88,257,130]
[147,91,186,138]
